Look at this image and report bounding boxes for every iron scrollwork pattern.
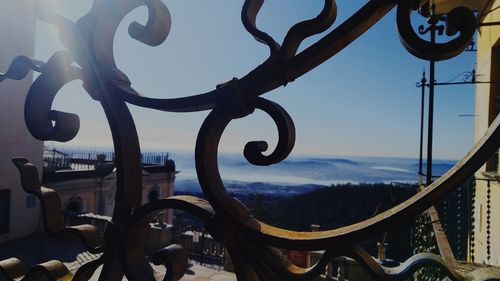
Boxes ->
[0,0,491,280]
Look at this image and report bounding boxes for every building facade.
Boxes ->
[42,153,177,225]
[142,163,176,225]
[0,0,43,243]
[473,0,500,266]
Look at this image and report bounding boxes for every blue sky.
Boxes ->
[34,0,477,160]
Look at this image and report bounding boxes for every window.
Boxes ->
[26,195,36,208]
[65,196,84,214]
[148,185,160,202]
[66,201,82,213]
[486,42,500,172]
[0,190,10,234]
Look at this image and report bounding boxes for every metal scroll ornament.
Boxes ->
[0,0,490,280]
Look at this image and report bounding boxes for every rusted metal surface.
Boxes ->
[0,257,75,281]
[332,245,464,281]
[0,0,494,280]
[151,244,189,281]
[428,206,458,267]
[12,158,104,252]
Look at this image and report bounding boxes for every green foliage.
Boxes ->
[264,183,416,229]
[248,193,269,220]
[260,183,418,260]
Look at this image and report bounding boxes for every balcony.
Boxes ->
[0,0,499,280]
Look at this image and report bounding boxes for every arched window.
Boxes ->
[147,185,160,202]
[66,197,83,214]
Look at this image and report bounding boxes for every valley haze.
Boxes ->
[171,152,456,195]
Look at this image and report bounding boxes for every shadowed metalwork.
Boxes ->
[0,0,491,280]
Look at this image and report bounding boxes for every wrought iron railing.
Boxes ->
[0,0,497,280]
[43,147,171,171]
[175,230,226,271]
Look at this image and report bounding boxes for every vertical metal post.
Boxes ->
[419,70,427,185]
[200,231,205,266]
[426,7,437,186]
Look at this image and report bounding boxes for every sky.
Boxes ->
[33,0,478,160]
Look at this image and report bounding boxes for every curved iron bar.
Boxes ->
[5,0,476,115]
[416,69,485,87]
[24,51,83,142]
[441,69,481,84]
[215,242,467,281]
[151,244,189,281]
[466,267,500,281]
[195,97,297,218]
[127,197,334,281]
[442,70,477,84]
[72,256,105,281]
[118,0,395,111]
[18,260,73,281]
[0,0,484,280]
[463,70,478,83]
[337,245,464,281]
[12,158,104,253]
[121,196,214,281]
[397,1,476,61]
[281,0,337,62]
[441,71,472,84]
[0,258,28,280]
[418,23,444,36]
[195,87,500,251]
[110,0,474,113]
[0,56,44,83]
[243,98,296,166]
[0,256,103,281]
[219,233,329,281]
[241,0,338,64]
[241,0,281,56]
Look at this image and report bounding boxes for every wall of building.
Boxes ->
[48,176,116,216]
[0,0,43,242]
[142,170,175,225]
[473,0,500,266]
[45,168,175,225]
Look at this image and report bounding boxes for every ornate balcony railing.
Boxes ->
[0,0,497,280]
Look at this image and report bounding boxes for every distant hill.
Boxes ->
[407,162,455,176]
[173,154,458,187]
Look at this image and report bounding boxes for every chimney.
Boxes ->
[377,242,388,260]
